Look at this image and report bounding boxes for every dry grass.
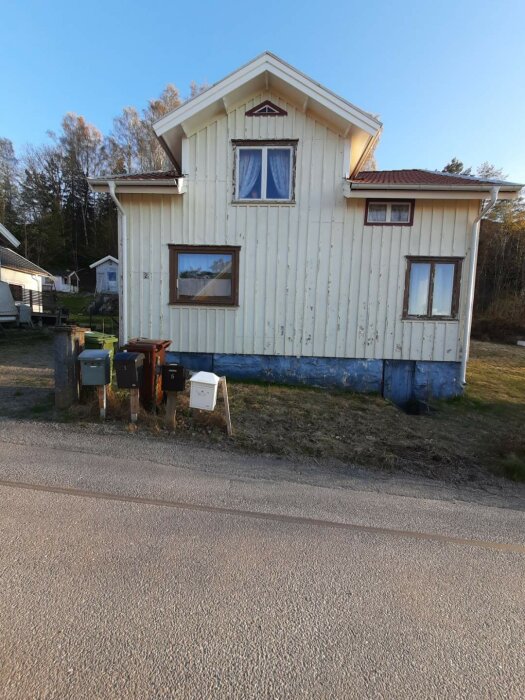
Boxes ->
[2,330,524,483]
[63,340,525,483]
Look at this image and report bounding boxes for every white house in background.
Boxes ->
[0,223,21,322]
[90,255,119,293]
[0,223,52,313]
[54,270,80,294]
[89,52,522,404]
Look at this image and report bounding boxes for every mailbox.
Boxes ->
[125,338,172,409]
[78,349,110,386]
[189,371,220,411]
[162,363,188,392]
[115,351,145,389]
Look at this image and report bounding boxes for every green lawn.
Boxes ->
[57,293,118,334]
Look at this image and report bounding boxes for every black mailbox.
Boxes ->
[162,363,188,392]
[115,351,145,389]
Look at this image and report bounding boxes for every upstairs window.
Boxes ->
[403,257,462,320]
[365,200,414,225]
[233,141,297,202]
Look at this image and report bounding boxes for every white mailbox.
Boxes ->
[189,371,220,411]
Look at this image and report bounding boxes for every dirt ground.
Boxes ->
[0,328,524,485]
[0,330,54,417]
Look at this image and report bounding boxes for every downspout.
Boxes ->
[460,185,499,384]
[107,181,128,346]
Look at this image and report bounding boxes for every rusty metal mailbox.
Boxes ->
[124,338,171,409]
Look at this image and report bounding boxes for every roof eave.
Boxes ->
[2,263,52,277]
[88,177,185,195]
[344,182,522,200]
[0,222,21,248]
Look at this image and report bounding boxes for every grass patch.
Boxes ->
[500,454,525,482]
[57,292,118,334]
[56,340,525,483]
[2,331,524,485]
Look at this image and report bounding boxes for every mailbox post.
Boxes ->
[78,349,111,419]
[161,363,188,429]
[115,351,145,423]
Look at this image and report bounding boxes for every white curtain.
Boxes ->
[408,263,431,316]
[368,203,387,223]
[432,263,454,315]
[268,149,290,199]
[239,149,262,198]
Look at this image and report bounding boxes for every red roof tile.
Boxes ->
[351,169,514,187]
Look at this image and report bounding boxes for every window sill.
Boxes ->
[231,200,296,206]
[402,316,459,322]
[169,303,239,309]
[364,221,413,227]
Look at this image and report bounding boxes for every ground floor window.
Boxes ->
[403,257,462,320]
[169,245,240,306]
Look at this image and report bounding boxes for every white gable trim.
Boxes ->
[154,52,382,139]
[89,255,119,269]
[0,222,20,248]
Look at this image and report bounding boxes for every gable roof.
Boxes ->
[0,246,51,276]
[153,52,382,170]
[0,222,21,248]
[89,255,119,269]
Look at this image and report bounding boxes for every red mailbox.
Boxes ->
[124,338,171,410]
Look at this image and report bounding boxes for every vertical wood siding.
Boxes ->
[122,92,479,363]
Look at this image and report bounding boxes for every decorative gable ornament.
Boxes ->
[245,100,287,117]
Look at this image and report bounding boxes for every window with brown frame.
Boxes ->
[169,245,240,306]
[403,257,462,320]
[232,139,297,202]
[365,199,414,226]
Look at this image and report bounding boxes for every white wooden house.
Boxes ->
[54,270,80,294]
[0,223,53,314]
[89,255,119,293]
[89,53,522,403]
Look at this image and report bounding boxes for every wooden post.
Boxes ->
[220,377,233,437]
[130,388,139,423]
[97,385,107,420]
[165,391,177,429]
[53,325,87,409]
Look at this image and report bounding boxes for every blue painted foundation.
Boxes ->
[165,351,462,403]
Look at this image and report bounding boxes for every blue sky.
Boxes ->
[1,0,524,182]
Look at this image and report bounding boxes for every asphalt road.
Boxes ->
[0,420,524,699]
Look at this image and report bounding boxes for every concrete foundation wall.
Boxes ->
[165,351,462,402]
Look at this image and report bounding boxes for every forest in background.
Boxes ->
[0,99,523,334]
[0,82,205,274]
